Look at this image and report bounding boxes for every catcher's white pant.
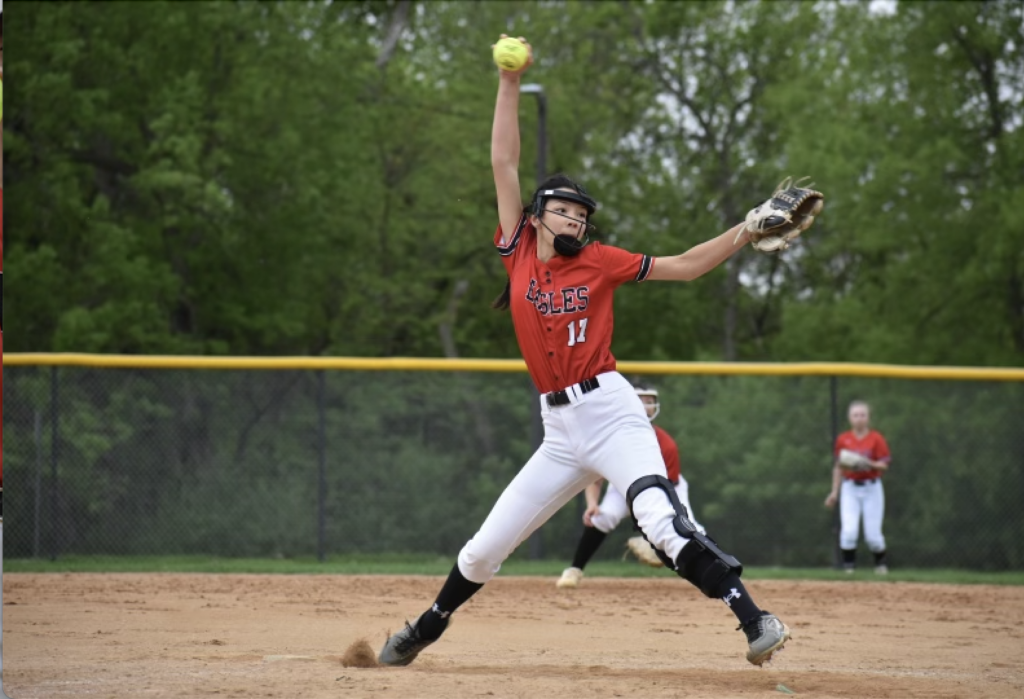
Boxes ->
[839,479,886,552]
[458,371,692,584]
[591,479,704,536]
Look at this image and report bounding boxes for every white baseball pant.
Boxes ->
[591,479,704,535]
[457,371,692,583]
[839,479,886,552]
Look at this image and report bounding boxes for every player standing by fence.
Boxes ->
[825,401,892,574]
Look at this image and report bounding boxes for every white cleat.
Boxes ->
[556,567,584,589]
[874,564,889,575]
[739,613,792,667]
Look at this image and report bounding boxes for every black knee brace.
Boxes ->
[625,475,743,599]
[674,541,742,599]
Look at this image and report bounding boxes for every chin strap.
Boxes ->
[537,216,589,256]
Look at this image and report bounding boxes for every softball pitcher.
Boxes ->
[377,34,820,669]
[556,384,705,588]
[825,401,892,574]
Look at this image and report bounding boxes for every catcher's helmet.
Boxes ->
[634,385,660,421]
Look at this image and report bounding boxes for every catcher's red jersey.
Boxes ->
[653,424,680,484]
[834,430,890,481]
[495,214,654,394]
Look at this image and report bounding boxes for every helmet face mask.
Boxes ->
[634,386,660,421]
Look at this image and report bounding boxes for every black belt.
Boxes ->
[849,479,878,487]
[546,377,600,407]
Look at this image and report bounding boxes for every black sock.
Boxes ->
[571,527,608,570]
[714,573,763,627]
[873,550,888,566]
[841,548,857,568]
[417,563,483,640]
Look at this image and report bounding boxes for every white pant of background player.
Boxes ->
[839,479,886,552]
[458,371,692,583]
[592,478,704,537]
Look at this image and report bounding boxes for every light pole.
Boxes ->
[521,83,548,560]
[520,84,547,188]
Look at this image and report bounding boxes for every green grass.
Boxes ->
[5,555,1024,585]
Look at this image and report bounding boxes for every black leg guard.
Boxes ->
[625,475,743,598]
[675,543,740,599]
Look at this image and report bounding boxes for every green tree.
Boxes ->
[768,0,1024,366]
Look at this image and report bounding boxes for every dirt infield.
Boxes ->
[3,573,1023,699]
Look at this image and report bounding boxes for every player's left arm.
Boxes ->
[869,433,892,472]
[648,222,750,281]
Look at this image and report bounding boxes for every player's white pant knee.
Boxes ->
[614,479,702,544]
[456,413,598,584]
[625,475,702,562]
[625,482,703,548]
[625,474,743,598]
[862,481,886,552]
[590,486,630,534]
[630,489,688,561]
[457,463,589,583]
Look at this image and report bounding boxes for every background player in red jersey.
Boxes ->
[378,35,799,669]
[825,401,892,574]
[556,384,705,588]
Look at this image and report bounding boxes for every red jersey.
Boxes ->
[495,213,654,394]
[653,424,680,483]
[834,429,890,481]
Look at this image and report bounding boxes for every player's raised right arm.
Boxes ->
[491,36,532,242]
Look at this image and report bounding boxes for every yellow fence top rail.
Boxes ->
[4,353,1024,381]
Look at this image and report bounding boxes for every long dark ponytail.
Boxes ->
[492,278,512,310]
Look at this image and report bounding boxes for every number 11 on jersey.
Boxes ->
[567,318,588,346]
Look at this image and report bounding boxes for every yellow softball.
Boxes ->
[492,37,529,72]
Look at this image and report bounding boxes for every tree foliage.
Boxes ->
[6,0,1022,365]
[5,2,1023,567]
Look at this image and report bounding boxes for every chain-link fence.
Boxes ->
[3,361,1023,570]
